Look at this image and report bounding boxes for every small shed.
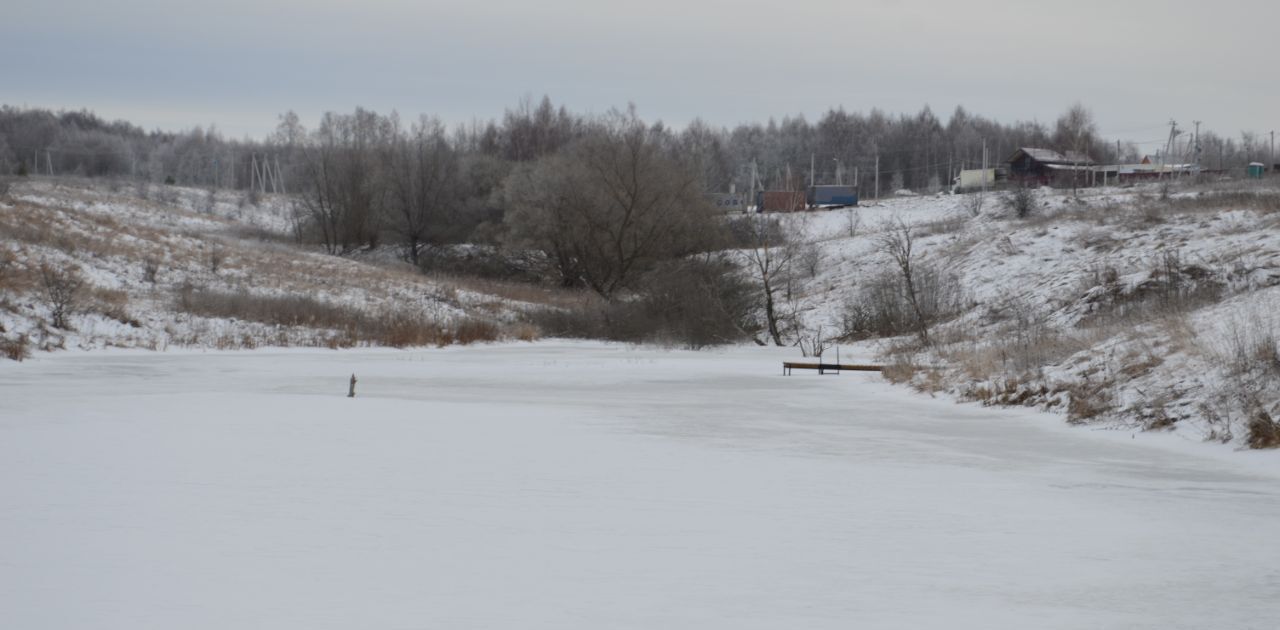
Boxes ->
[1248,163,1266,179]
[1007,148,1096,187]
[756,190,807,213]
[808,185,858,207]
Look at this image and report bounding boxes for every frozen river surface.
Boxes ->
[2,342,1278,629]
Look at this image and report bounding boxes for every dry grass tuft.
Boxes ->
[1,334,30,361]
[1064,378,1114,424]
[174,284,503,349]
[1246,410,1280,449]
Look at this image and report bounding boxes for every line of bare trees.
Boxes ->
[6,99,1277,199]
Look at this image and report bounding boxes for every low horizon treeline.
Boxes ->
[3,99,1275,198]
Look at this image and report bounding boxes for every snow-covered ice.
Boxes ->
[3,341,1279,629]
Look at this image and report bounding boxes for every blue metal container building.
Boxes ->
[808,185,858,207]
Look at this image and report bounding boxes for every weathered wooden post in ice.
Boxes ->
[348,373,357,398]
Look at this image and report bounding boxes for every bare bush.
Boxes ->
[1077,250,1222,328]
[1247,410,1280,449]
[418,245,544,284]
[840,270,911,339]
[142,256,161,283]
[89,287,141,327]
[840,261,964,342]
[0,249,15,293]
[735,214,799,345]
[1,333,30,361]
[174,284,498,348]
[1,332,29,361]
[632,256,757,349]
[202,188,218,214]
[1004,186,1037,219]
[208,246,225,274]
[40,263,85,329]
[524,302,610,340]
[846,207,862,237]
[795,326,833,359]
[1065,378,1115,423]
[179,285,360,330]
[156,185,179,205]
[528,256,756,349]
[963,193,984,217]
[877,221,932,344]
[242,188,261,208]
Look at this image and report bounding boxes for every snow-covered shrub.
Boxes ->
[631,256,757,349]
[0,333,29,361]
[142,256,161,283]
[526,256,756,349]
[963,193,983,217]
[417,245,544,284]
[39,263,85,330]
[1076,250,1223,328]
[90,287,140,328]
[1247,411,1280,449]
[1064,378,1115,424]
[1004,186,1037,219]
[841,262,964,343]
[0,249,15,293]
[208,246,225,274]
[449,318,502,346]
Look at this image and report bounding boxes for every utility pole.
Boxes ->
[810,153,815,188]
[1163,119,1178,179]
[1271,130,1275,172]
[1193,121,1202,169]
[275,156,287,195]
[981,138,988,195]
[874,146,880,200]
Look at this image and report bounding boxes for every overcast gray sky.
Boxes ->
[3,0,1276,147]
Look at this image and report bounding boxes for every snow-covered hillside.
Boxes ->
[772,182,1280,449]
[5,176,1279,449]
[0,178,546,355]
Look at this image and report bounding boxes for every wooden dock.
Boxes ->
[783,362,883,375]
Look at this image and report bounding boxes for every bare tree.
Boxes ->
[736,214,797,346]
[877,220,929,345]
[384,116,460,266]
[40,263,84,329]
[1053,103,1098,196]
[505,108,715,298]
[296,109,389,254]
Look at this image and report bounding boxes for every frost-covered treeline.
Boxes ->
[7,99,1275,198]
